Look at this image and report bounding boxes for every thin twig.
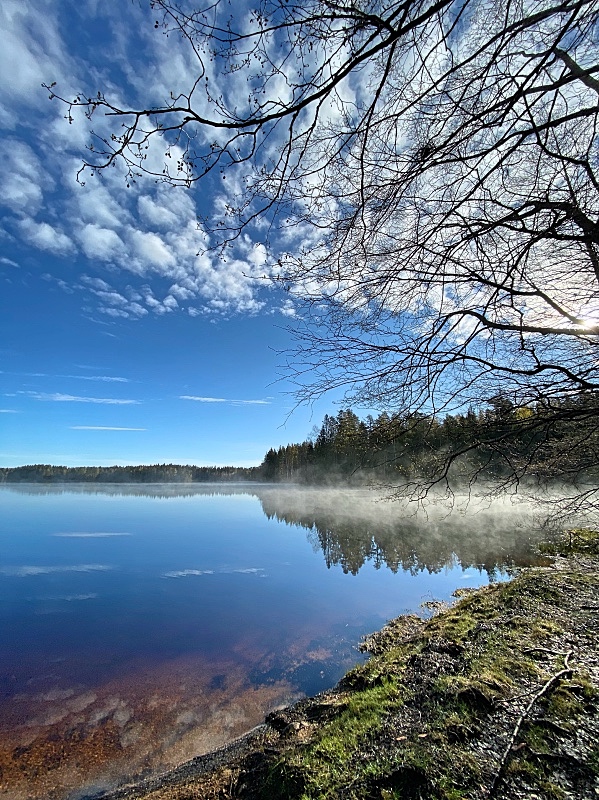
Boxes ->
[522,647,571,656]
[489,650,574,797]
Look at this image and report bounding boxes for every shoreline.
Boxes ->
[86,529,599,800]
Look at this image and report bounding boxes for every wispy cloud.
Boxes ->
[163,569,215,578]
[163,567,266,578]
[0,0,70,128]
[70,426,146,431]
[278,299,297,318]
[0,139,45,214]
[180,395,270,405]
[0,564,113,577]
[27,392,140,405]
[3,371,129,382]
[231,568,267,575]
[180,396,227,403]
[41,273,75,293]
[43,593,98,601]
[64,375,130,383]
[53,532,132,538]
[0,409,19,413]
[2,371,47,377]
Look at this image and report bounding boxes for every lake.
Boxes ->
[0,484,547,799]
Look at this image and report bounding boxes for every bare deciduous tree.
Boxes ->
[49,0,599,513]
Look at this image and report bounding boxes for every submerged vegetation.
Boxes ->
[100,530,599,800]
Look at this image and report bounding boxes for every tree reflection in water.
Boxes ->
[7,482,551,577]
[258,488,550,578]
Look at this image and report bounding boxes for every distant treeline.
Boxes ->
[1,392,596,486]
[0,463,257,484]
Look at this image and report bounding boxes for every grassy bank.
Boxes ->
[99,530,599,800]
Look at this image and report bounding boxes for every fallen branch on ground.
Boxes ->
[489,650,574,797]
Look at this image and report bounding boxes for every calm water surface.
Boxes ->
[0,484,545,799]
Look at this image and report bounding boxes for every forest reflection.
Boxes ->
[256,488,548,578]
[4,484,548,576]
[2,482,261,499]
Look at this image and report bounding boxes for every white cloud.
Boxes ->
[99,302,148,319]
[140,286,178,315]
[2,369,129,383]
[180,395,270,405]
[66,160,275,317]
[53,532,132,537]
[0,1,284,321]
[138,189,195,230]
[0,0,69,126]
[64,375,129,383]
[27,392,140,404]
[163,569,215,578]
[74,181,130,230]
[0,256,19,268]
[279,299,297,317]
[79,276,150,318]
[92,290,129,306]
[44,593,98,601]
[70,426,146,430]
[0,564,113,577]
[0,140,45,215]
[129,229,176,268]
[162,567,266,578]
[77,224,124,261]
[230,568,266,575]
[180,395,227,403]
[0,409,19,413]
[41,273,76,293]
[19,219,75,255]
[169,283,196,301]
[81,276,113,291]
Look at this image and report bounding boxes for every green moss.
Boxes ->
[522,723,553,754]
[539,782,567,800]
[546,685,584,722]
[573,672,599,702]
[271,681,405,799]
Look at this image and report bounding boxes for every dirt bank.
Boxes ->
[87,529,599,800]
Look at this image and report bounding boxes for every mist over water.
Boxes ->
[255,486,551,575]
[0,484,550,799]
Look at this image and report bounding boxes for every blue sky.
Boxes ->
[0,0,341,468]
